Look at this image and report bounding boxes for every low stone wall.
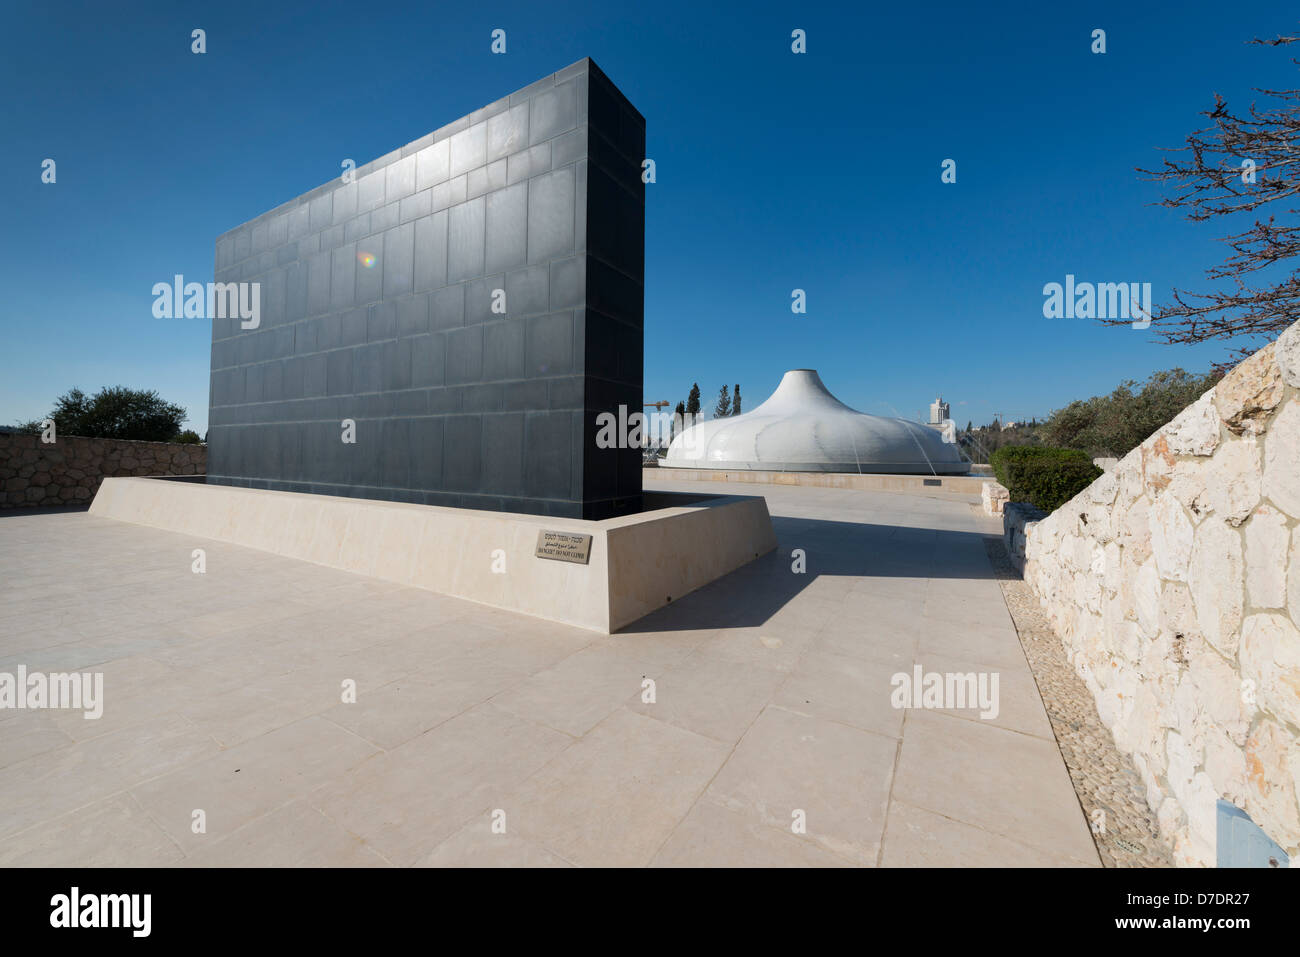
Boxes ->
[1004,502,1045,573]
[645,466,985,501]
[90,477,776,633]
[982,480,1009,516]
[0,433,206,508]
[1024,321,1300,866]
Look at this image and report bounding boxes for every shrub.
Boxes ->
[989,445,1090,488]
[1002,457,1102,512]
[990,445,1099,512]
[1040,368,1221,458]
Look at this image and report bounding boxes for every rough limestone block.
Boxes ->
[1167,392,1222,456]
[1150,492,1194,582]
[1245,504,1289,609]
[1215,342,1284,436]
[1244,718,1300,851]
[1274,319,1300,389]
[1189,518,1245,657]
[1207,436,1262,526]
[1262,398,1300,517]
[1240,613,1300,731]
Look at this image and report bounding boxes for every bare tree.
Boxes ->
[1106,32,1300,367]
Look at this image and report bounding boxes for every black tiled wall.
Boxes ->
[207,59,644,519]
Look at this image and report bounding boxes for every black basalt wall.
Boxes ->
[207,58,644,519]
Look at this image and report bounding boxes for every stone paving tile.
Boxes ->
[0,793,183,867]
[881,800,1096,868]
[502,708,729,867]
[415,814,573,867]
[651,796,853,867]
[179,686,329,750]
[180,801,389,868]
[0,711,74,770]
[131,716,380,853]
[488,642,659,736]
[911,649,1055,740]
[320,660,523,750]
[813,612,922,668]
[310,703,571,866]
[0,735,149,840]
[916,615,1029,670]
[705,705,898,866]
[773,650,906,738]
[625,649,786,744]
[891,709,1100,865]
[691,624,816,673]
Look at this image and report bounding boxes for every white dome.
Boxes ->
[662,370,969,474]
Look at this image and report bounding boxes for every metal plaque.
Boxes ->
[535,530,593,565]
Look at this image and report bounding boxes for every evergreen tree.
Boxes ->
[732,384,741,416]
[685,384,701,416]
[713,384,732,418]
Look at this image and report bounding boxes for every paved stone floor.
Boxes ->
[0,481,1100,867]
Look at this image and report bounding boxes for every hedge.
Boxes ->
[989,445,1091,488]
[990,446,1100,513]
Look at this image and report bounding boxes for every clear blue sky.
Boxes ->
[3,0,1296,435]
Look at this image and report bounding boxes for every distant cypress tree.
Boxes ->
[713,385,732,418]
[686,383,701,416]
[732,384,741,415]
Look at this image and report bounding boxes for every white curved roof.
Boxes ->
[662,369,970,474]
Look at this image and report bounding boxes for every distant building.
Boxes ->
[928,396,949,425]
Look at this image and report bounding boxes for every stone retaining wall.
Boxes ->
[0,433,206,508]
[1024,321,1300,866]
[1004,502,1045,573]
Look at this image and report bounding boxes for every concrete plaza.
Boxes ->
[0,480,1099,867]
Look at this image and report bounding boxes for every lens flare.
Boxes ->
[357,251,376,268]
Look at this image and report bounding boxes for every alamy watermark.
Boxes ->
[0,667,103,719]
[152,274,261,329]
[1042,275,1151,329]
[891,666,1000,720]
[50,887,150,937]
[595,406,704,450]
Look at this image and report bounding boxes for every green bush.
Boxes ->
[1040,368,1222,459]
[989,445,1090,488]
[989,445,1099,512]
[1002,457,1102,512]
